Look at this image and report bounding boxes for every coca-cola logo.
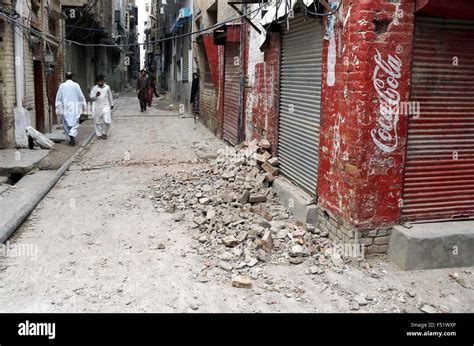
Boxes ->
[371,48,403,153]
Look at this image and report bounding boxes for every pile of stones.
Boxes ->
[150,139,332,286]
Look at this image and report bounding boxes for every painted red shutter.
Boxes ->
[401,16,474,222]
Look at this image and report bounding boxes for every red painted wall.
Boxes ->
[202,33,225,137]
[318,0,416,229]
[250,32,280,156]
[203,34,221,91]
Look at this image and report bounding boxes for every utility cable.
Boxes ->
[0,3,266,48]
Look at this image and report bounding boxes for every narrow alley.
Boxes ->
[0,96,472,313]
[1,0,474,343]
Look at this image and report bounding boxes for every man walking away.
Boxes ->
[55,72,87,146]
[190,73,200,123]
[90,75,114,140]
[136,69,149,112]
[147,75,159,107]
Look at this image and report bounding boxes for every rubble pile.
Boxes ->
[150,139,333,285]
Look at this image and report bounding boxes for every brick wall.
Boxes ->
[0,19,16,147]
[0,0,59,146]
[24,37,36,127]
[200,85,220,135]
[317,0,416,243]
[248,32,280,157]
[313,206,393,256]
[198,34,224,137]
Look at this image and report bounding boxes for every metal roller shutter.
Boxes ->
[183,35,190,83]
[223,42,240,145]
[278,16,324,195]
[401,16,474,222]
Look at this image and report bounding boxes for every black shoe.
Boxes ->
[69,136,76,146]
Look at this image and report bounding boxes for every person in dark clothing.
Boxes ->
[190,73,200,123]
[136,69,149,112]
[147,75,159,107]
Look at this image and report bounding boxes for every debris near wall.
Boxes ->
[150,140,340,286]
[25,127,55,150]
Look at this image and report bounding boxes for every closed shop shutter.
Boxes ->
[401,16,474,222]
[183,35,190,83]
[223,42,240,145]
[278,16,324,195]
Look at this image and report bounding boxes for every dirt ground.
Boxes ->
[0,96,473,313]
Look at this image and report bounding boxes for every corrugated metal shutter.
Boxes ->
[278,16,324,195]
[223,42,240,145]
[401,16,474,222]
[183,35,190,82]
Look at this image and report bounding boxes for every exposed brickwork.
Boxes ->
[318,0,416,232]
[314,206,392,256]
[0,0,63,147]
[0,19,16,147]
[200,85,220,135]
[248,32,280,157]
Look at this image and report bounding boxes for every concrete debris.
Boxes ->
[289,257,304,265]
[350,301,360,311]
[150,140,331,282]
[25,126,55,150]
[331,253,344,267]
[449,272,471,288]
[405,288,416,298]
[219,261,233,272]
[267,157,279,167]
[173,212,185,222]
[232,275,252,288]
[354,295,368,306]
[419,304,440,314]
[258,139,271,149]
[290,245,304,257]
[261,230,273,252]
[249,194,267,204]
[222,236,239,248]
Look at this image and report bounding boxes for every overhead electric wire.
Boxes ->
[299,0,342,17]
[0,3,267,49]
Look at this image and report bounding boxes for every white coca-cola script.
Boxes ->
[371,48,403,153]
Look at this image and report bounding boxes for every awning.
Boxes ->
[171,7,192,33]
[260,0,319,26]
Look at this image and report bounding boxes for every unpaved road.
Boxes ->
[1,96,473,313]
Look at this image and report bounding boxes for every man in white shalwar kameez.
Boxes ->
[90,75,114,140]
[55,72,87,146]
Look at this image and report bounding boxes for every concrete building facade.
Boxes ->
[0,0,65,148]
[62,0,139,98]
[145,0,194,110]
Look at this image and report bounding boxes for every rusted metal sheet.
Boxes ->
[278,16,324,196]
[401,16,474,222]
[223,42,240,145]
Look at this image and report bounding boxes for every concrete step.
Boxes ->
[389,221,474,270]
[272,177,318,225]
[0,149,50,175]
[0,171,57,243]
